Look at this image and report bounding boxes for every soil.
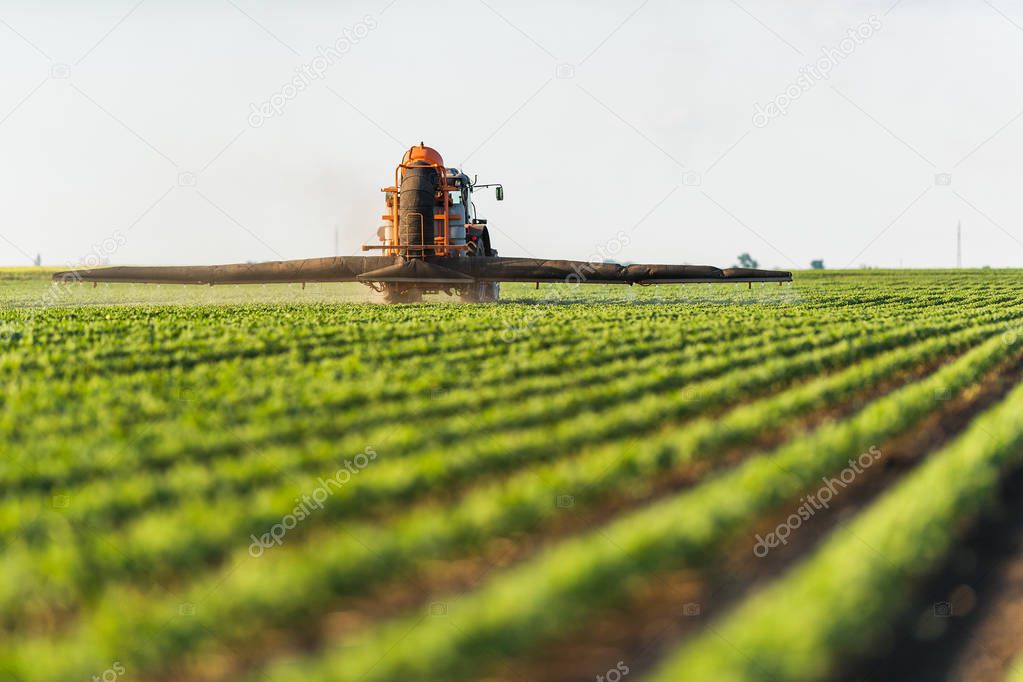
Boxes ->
[839,465,1023,682]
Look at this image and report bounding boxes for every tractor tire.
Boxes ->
[485,281,500,302]
[383,284,423,304]
[460,281,500,303]
[459,282,483,303]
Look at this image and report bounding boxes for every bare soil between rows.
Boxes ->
[839,464,1023,682]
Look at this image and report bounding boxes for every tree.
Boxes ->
[736,253,759,269]
[810,259,825,270]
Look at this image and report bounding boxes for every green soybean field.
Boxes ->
[4,267,1023,682]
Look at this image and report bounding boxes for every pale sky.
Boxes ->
[1,0,1022,269]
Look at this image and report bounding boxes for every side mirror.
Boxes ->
[496,186,504,201]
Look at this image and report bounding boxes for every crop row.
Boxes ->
[0,313,919,624]
[0,311,833,490]
[644,348,1023,681]
[6,287,896,446]
[5,290,1010,498]
[3,283,1009,374]
[8,285,983,488]
[0,319,826,529]
[225,326,1021,682]
[4,320,1019,680]
[4,301,1020,624]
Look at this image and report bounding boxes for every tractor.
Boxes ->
[53,143,793,298]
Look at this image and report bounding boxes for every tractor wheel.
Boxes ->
[484,281,500,302]
[383,285,423,304]
[460,281,500,303]
[459,282,483,303]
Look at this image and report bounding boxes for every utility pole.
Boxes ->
[956,220,962,268]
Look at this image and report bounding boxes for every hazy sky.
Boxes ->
[1,0,1022,269]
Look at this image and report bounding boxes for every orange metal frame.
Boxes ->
[370,160,465,258]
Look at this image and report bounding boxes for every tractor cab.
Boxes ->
[446,167,501,258]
